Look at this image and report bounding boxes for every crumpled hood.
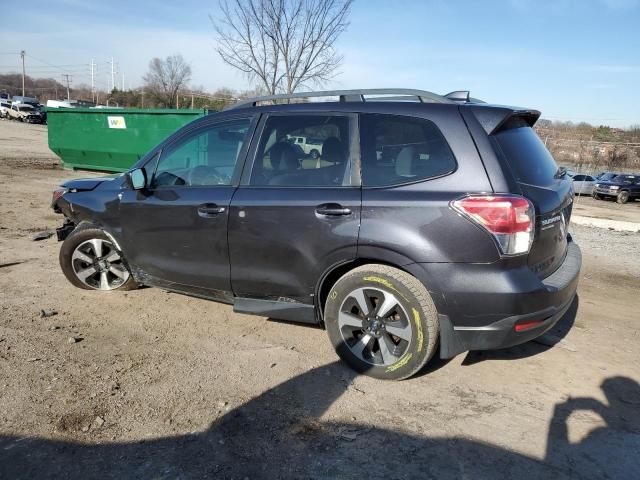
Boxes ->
[62,173,123,191]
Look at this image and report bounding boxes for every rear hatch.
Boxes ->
[492,117,573,279]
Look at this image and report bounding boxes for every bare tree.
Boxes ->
[143,55,192,108]
[212,0,353,95]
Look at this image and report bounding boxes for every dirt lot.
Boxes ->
[1,120,639,479]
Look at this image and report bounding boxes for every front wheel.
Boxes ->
[59,228,137,291]
[616,191,630,204]
[592,192,602,200]
[324,265,439,380]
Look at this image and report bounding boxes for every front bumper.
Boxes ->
[595,187,619,196]
[407,241,582,358]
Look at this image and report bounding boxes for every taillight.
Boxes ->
[52,188,67,203]
[451,195,535,256]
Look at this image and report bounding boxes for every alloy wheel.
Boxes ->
[71,238,129,290]
[338,287,412,366]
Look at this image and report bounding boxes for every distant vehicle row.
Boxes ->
[570,171,640,204]
[0,97,47,124]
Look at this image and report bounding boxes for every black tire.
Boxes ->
[616,191,629,204]
[592,192,602,200]
[59,228,137,291]
[324,264,439,380]
[310,149,320,160]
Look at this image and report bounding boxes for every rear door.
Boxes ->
[228,112,361,303]
[492,118,573,278]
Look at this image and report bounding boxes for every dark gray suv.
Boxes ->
[52,89,581,380]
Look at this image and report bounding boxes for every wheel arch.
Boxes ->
[315,255,418,325]
[70,221,126,257]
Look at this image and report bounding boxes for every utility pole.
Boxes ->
[110,57,115,92]
[121,71,125,91]
[191,93,194,109]
[20,50,26,97]
[90,58,96,102]
[62,74,72,100]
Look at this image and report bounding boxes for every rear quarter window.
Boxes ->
[360,114,456,187]
[493,118,559,186]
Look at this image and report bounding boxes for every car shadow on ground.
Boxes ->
[461,294,579,365]
[1,349,638,479]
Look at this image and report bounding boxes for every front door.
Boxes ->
[228,113,361,304]
[119,116,254,297]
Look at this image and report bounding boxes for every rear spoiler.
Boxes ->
[463,105,541,135]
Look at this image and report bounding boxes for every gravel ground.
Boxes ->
[1,120,639,479]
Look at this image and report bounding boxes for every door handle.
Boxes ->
[315,203,352,216]
[197,203,225,217]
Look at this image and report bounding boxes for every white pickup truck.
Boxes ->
[286,135,323,159]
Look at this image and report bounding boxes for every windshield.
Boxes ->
[18,106,34,112]
[599,173,618,181]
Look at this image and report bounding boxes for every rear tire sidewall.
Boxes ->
[59,228,137,291]
[324,265,438,380]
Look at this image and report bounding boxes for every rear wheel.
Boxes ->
[310,149,320,160]
[617,191,630,204]
[324,265,439,380]
[59,228,137,291]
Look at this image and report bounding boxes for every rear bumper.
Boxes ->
[406,241,581,358]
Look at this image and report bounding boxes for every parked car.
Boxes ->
[572,174,597,195]
[7,103,44,123]
[0,99,11,118]
[593,174,640,203]
[51,88,581,380]
[34,104,47,124]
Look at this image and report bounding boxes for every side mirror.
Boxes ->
[129,168,147,190]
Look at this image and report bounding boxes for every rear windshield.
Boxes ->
[493,118,559,186]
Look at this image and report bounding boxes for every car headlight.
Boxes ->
[594,184,600,188]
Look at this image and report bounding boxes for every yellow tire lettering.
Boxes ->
[330,290,338,300]
[386,353,413,372]
[412,308,423,352]
[362,276,409,302]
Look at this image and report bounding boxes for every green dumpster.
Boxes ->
[47,108,208,172]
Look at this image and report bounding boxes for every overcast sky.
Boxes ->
[1,0,639,127]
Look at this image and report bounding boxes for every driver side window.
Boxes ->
[152,118,251,187]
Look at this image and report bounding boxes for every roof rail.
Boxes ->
[226,88,455,110]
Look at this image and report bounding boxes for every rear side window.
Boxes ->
[251,115,352,187]
[359,114,456,187]
[493,118,559,186]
